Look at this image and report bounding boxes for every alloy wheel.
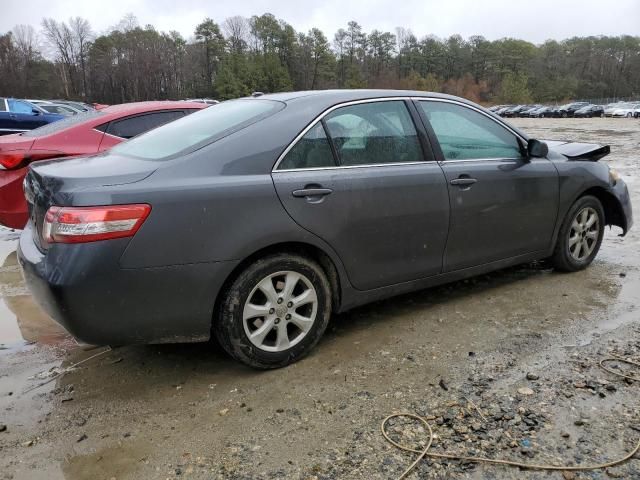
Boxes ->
[242,271,318,352]
[568,207,600,261]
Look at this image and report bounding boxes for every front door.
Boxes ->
[416,100,559,272]
[272,99,450,291]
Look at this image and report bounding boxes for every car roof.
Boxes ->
[254,89,530,140]
[101,101,206,115]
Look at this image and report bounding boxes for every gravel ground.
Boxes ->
[0,117,639,480]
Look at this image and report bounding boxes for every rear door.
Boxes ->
[416,99,559,272]
[272,99,450,291]
[8,100,46,130]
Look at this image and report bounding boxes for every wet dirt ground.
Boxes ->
[1,118,639,479]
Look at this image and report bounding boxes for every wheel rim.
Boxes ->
[242,271,318,352]
[568,207,600,261]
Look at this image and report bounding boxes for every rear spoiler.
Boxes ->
[544,140,610,161]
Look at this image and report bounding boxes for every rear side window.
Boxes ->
[8,99,34,114]
[323,101,423,166]
[107,111,185,139]
[278,123,336,170]
[419,101,523,161]
[0,98,6,112]
[112,99,284,160]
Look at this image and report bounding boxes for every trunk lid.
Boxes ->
[545,140,610,161]
[0,133,35,153]
[24,152,156,249]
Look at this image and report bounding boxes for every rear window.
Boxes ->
[22,110,105,137]
[111,99,284,160]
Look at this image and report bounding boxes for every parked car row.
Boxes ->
[0,98,104,136]
[0,100,207,229]
[489,101,640,118]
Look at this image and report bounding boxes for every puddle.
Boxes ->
[0,226,19,264]
[0,228,70,349]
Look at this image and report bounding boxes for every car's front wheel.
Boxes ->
[551,195,605,272]
[215,254,332,369]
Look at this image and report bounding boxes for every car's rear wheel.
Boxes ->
[214,254,332,369]
[551,195,605,272]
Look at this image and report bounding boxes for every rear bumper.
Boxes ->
[18,223,239,345]
[0,167,28,229]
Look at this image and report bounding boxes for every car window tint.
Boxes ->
[278,123,336,170]
[0,98,6,112]
[419,101,523,161]
[112,99,284,161]
[324,101,422,166]
[9,100,34,114]
[107,111,184,139]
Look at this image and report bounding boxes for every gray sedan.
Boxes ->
[18,90,633,368]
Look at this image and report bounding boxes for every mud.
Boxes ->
[0,118,639,479]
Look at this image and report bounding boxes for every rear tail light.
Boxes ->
[0,149,65,169]
[43,204,151,244]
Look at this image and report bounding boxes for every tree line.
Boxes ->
[1,13,639,105]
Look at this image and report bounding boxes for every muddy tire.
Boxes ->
[214,254,332,369]
[551,195,605,272]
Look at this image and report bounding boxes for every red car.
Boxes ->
[0,101,206,229]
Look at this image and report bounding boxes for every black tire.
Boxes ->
[551,195,605,272]
[562,112,568,118]
[214,253,332,369]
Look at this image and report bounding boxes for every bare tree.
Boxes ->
[69,17,92,97]
[41,17,92,98]
[223,16,249,54]
[12,25,38,60]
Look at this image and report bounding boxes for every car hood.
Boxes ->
[545,140,610,161]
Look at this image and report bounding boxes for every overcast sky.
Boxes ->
[2,0,639,44]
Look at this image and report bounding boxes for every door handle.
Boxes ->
[450,177,477,186]
[292,188,333,198]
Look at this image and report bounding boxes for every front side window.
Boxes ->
[112,99,284,160]
[278,123,336,170]
[323,101,423,166]
[419,101,523,161]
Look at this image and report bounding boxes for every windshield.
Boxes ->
[111,99,284,160]
[21,109,105,137]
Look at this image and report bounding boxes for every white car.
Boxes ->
[604,102,625,117]
[611,103,640,118]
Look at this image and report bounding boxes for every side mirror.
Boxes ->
[32,108,41,115]
[527,139,548,158]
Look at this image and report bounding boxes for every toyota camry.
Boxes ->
[18,90,633,368]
